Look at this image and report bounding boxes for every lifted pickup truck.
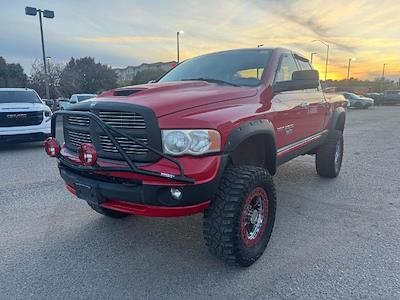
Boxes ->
[45,48,346,266]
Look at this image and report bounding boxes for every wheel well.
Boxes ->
[229,134,276,175]
[335,113,346,132]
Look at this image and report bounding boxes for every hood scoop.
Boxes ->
[113,89,144,97]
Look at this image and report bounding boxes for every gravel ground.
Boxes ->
[0,106,399,299]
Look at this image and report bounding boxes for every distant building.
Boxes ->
[114,61,176,84]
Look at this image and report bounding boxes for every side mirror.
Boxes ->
[273,70,319,93]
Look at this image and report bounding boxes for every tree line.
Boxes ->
[2,55,398,97]
[0,56,119,99]
[1,56,167,99]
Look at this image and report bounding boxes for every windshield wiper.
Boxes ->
[182,78,239,87]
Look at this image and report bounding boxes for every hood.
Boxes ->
[96,81,258,117]
[358,97,374,102]
[0,102,48,112]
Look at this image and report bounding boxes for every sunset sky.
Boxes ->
[1,0,400,80]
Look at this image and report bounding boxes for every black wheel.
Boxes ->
[354,102,363,109]
[87,202,130,218]
[315,130,344,178]
[203,166,276,267]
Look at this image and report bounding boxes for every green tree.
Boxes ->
[0,56,27,88]
[60,57,117,97]
[28,59,64,98]
[128,68,167,86]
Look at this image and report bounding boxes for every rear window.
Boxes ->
[0,90,41,104]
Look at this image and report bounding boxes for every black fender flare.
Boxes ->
[223,119,277,174]
[330,106,346,132]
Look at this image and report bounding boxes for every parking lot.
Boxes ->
[0,106,399,299]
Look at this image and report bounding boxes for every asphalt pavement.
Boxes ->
[0,106,399,299]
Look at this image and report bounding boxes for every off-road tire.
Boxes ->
[87,202,130,218]
[315,130,344,178]
[203,166,276,267]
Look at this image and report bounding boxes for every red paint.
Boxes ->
[100,200,210,217]
[66,183,76,196]
[54,48,346,218]
[44,137,60,157]
[78,143,97,166]
[65,183,209,216]
[240,187,269,247]
[60,146,221,186]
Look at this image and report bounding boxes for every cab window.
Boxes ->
[295,57,313,70]
[275,53,298,82]
[236,68,264,80]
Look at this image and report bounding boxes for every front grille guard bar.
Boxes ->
[51,111,195,184]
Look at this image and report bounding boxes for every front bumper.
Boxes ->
[59,154,228,217]
[0,132,50,143]
[0,119,51,143]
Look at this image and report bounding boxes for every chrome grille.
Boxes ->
[67,131,92,147]
[66,111,146,130]
[67,116,90,127]
[98,112,146,129]
[100,135,148,155]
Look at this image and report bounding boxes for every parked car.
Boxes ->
[381,90,400,105]
[59,94,96,110]
[0,88,52,143]
[364,92,382,105]
[45,48,346,266]
[342,92,374,108]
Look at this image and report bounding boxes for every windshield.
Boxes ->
[77,95,94,102]
[0,90,41,104]
[158,49,272,87]
[344,92,358,99]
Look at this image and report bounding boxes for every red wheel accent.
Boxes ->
[240,187,269,247]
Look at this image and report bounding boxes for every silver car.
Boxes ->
[343,92,374,109]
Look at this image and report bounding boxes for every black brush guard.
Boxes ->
[51,110,195,184]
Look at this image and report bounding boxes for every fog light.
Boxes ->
[170,188,182,200]
[78,143,97,166]
[44,137,60,157]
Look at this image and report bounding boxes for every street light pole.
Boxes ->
[176,30,184,63]
[310,52,317,64]
[312,40,329,81]
[25,7,54,100]
[347,58,356,80]
[38,11,50,100]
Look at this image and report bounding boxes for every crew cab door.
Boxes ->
[271,52,310,148]
[294,54,327,136]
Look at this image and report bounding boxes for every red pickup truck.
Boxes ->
[45,48,346,266]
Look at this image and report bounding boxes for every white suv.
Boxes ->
[0,88,52,143]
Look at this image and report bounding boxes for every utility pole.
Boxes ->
[312,40,330,81]
[382,63,387,79]
[347,58,356,80]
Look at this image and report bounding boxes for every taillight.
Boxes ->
[78,143,97,166]
[44,137,60,157]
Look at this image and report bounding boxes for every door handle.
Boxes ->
[297,102,309,109]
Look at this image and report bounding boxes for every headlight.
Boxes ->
[44,110,52,117]
[162,129,221,156]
